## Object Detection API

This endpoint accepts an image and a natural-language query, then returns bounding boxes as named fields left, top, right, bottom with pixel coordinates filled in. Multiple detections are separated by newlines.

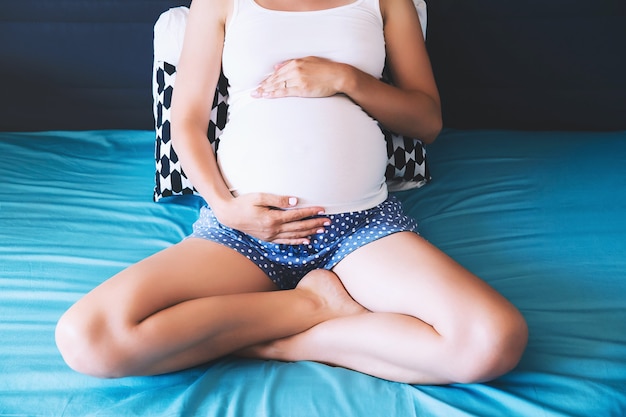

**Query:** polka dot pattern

left=189, top=197, right=418, bottom=290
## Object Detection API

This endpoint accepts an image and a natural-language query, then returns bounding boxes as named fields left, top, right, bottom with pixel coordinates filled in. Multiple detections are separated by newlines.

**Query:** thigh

left=72, top=238, right=277, bottom=324
left=332, top=232, right=518, bottom=335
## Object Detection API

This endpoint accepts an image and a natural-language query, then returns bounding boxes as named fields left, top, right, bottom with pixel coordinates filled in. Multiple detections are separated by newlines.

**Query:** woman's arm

left=170, top=0, right=231, bottom=208
left=344, top=0, right=442, bottom=143
left=253, top=0, right=442, bottom=143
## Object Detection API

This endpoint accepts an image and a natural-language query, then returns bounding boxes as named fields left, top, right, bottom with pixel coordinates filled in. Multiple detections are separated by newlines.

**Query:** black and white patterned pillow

left=153, top=62, right=229, bottom=201
left=152, top=6, right=430, bottom=202
left=383, top=130, right=430, bottom=191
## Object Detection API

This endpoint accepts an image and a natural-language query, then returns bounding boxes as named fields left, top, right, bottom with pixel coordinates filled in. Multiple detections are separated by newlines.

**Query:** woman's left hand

left=252, top=56, right=347, bottom=99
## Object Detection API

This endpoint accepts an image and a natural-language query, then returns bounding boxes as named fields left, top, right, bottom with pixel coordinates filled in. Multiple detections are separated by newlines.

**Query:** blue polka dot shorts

left=188, top=196, right=418, bottom=290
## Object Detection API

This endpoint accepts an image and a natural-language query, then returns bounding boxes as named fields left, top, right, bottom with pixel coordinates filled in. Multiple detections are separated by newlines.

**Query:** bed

left=1, top=1, right=625, bottom=416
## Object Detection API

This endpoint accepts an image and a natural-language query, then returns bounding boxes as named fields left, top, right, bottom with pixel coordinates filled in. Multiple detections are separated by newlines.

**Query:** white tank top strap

left=225, top=0, right=243, bottom=34
left=362, top=0, right=383, bottom=19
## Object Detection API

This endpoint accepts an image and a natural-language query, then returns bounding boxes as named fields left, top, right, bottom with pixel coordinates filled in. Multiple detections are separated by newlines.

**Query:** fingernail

left=316, top=229, right=325, bottom=234
left=317, top=210, right=326, bottom=215
left=288, top=197, right=297, bottom=206
left=323, top=221, right=331, bottom=226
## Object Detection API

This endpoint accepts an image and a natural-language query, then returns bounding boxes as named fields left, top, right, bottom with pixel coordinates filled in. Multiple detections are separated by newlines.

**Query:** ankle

left=293, top=285, right=330, bottom=321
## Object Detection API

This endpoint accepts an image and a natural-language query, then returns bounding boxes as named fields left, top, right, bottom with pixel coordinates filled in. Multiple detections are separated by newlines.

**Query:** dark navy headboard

left=1, top=1, right=190, bottom=131
left=1, top=0, right=624, bottom=131
left=426, top=0, right=626, bottom=131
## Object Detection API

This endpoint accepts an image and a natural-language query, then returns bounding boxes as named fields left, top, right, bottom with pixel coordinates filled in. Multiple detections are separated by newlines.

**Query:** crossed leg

left=57, top=232, right=527, bottom=384
left=239, top=232, right=528, bottom=384
left=55, top=238, right=365, bottom=378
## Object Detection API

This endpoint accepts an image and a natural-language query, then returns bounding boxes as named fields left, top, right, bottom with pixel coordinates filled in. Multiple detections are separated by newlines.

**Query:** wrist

left=336, top=63, right=359, bottom=96
left=208, top=191, right=234, bottom=214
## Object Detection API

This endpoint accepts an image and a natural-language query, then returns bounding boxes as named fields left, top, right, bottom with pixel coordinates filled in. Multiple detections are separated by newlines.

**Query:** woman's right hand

left=212, top=193, right=329, bottom=245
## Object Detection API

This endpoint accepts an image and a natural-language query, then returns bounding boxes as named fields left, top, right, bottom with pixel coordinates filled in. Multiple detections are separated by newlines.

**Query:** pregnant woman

left=56, top=0, right=527, bottom=384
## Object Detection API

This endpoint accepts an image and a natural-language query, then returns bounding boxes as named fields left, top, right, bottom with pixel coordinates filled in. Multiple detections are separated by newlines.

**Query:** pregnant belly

left=217, top=96, right=388, bottom=214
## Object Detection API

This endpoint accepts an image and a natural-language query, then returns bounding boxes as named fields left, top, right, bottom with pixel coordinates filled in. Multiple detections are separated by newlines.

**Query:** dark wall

left=1, top=0, right=625, bottom=131
left=426, top=0, right=626, bottom=130
left=0, top=1, right=190, bottom=131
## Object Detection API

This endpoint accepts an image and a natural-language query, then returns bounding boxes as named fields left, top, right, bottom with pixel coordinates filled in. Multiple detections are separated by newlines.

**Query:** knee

left=448, top=308, right=528, bottom=384
left=55, top=308, right=132, bottom=379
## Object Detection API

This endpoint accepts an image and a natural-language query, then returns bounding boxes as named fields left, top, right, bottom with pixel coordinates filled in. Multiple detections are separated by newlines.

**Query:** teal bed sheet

left=1, top=129, right=625, bottom=416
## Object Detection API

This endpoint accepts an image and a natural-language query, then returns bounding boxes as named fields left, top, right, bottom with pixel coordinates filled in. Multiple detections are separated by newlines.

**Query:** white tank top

left=218, top=0, right=388, bottom=213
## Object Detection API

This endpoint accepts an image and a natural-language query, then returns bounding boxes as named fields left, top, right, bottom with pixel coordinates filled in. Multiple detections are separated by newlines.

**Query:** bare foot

left=236, top=269, right=367, bottom=361
left=295, top=269, right=367, bottom=320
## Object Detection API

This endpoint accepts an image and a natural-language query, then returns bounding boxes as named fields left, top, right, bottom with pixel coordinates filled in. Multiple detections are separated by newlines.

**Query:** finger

left=272, top=238, right=311, bottom=245
left=251, top=78, right=280, bottom=98
left=277, top=206, right=327, bottom=221
left=268, top=220, right=329, bottom=246
left=263, top=75, right=287, bottom=90
left=253, top=193, right=299, bottom=209
left=256, top=63, right=297, bottom=96
left=273, top=60, right=291, bottom=71
left=279, top=217, right=328, bottom=235
left=271, top=230, right=323, bottom=245
left=254, top=194, right=326, bottom=217
left=263, top=210, right=330, bottom=241
left=263, top=216, right=327, bottom=237
left=264, top=78, right=294, bottom=98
